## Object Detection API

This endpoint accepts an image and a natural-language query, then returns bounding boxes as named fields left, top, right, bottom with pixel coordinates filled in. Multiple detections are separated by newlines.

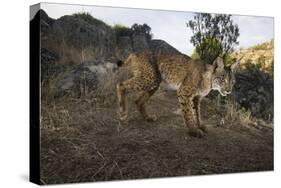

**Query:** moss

left=112, top=24, right=132, bottom=37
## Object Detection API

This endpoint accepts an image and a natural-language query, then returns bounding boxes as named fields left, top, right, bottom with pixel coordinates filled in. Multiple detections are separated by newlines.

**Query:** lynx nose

left=225, top=86, right=231, bottom=93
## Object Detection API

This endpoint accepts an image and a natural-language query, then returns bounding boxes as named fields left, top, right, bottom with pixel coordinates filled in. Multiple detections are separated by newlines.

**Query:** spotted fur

left=116, top=51, right=239, bottom=137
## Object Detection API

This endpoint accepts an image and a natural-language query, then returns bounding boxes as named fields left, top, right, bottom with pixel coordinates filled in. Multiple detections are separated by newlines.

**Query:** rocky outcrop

left=36, top=9, right=186, bottom=98
left=40, top=10, right=116, bottom=65
left=38, top=9, right=184, bottom=65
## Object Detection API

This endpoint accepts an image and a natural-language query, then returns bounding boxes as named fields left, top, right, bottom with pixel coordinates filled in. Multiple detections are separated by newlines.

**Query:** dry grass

left=40, top=70, right=273, bottom=184
left=224, top=100, right=252, bottom=127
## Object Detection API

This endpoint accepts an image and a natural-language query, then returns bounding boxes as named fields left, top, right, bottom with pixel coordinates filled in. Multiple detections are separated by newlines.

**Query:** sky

left=37, top=3, right=274, bottom=56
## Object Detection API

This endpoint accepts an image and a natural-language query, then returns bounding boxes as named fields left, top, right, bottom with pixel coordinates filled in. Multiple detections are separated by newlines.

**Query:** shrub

left=223, top=53, right=235, bottom=66
left=191, top=49, right=200, bottom=60
left=131, top=23, right=153, bottom=41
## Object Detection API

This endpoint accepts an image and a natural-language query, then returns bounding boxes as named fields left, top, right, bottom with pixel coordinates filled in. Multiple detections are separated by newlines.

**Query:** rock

left=115, top=36, right=133, bottom=60
left=54, top=60, right=117, bottom=98
left=132, top=34, right=150, bottom=52
left=39, top=10, right=188, bottom=66
left=41, top=48, right=63, bottom=81
left=41, top=12, right=116, bottom=64
left=54, top=63, right=98, bottom=98
left=149, top=39, right=183, bottom=56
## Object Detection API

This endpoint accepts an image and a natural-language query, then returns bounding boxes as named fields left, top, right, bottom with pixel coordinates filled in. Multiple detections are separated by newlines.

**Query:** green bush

left=223, top=53, right=235, bottom=66
left=191, top=49, right=200, bottom=60
left=191, top=49, right=234, bottom=66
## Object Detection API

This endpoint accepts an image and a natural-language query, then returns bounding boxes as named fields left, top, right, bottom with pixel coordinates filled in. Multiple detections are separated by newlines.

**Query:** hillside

left=232, top=40, right=274, bottom=72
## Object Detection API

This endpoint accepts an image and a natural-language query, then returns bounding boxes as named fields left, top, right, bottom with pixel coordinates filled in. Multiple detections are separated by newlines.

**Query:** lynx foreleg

left=177, top=86, right=204, bottom=138
left=193, top=96, right=208, bottom=133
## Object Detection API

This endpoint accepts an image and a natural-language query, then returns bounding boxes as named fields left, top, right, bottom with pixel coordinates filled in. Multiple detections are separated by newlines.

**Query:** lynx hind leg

left=116, top=79, right=135, bottom=121
left=135, top=88, right=158, bottom=121
left=177, top=88, right=205, bottom=138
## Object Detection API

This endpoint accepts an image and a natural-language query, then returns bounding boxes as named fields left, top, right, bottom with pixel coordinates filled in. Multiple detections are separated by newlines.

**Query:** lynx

left=116, top=52, right=239, bottom=137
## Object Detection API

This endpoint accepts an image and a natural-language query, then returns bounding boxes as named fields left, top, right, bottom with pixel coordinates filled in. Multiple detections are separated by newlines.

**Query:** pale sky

left=38, top=3, right=274, bottom=56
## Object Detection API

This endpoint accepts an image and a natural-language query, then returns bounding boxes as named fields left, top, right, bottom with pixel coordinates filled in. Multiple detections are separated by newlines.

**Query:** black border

left=30, top=8, right=41, bottom=185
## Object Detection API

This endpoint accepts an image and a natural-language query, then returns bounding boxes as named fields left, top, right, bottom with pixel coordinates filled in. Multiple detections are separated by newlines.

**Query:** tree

left=187, top=13, right=239, bottom=64
left=131, top=23, right=153, bottom=41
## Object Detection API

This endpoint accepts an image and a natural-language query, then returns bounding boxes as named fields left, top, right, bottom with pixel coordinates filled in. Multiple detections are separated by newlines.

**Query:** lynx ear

left=213, top=57, right=224, bottom=72
left=230, top=61, right=240, bottom=73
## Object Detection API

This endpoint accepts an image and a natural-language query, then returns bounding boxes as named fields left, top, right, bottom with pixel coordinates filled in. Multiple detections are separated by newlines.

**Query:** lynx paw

left=119, top=111, right=128, bottom=121
left=189, top=128, right=205, bottom=138
left=144, top=115, right=157, bottom=122
left=199, top=125, right=208, bottom=133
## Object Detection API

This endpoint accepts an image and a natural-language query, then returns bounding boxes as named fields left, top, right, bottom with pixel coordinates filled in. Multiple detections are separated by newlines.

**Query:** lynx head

left=211, top=57, right=240, bottom=96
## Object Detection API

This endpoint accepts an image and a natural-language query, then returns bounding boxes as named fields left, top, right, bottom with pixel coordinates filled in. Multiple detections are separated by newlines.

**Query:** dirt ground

left=40, top=90, right=273, bottom=184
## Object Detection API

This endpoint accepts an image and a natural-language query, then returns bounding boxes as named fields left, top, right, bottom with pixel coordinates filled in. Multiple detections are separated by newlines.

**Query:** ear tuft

left=230, top=61, right=240, bottom=73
